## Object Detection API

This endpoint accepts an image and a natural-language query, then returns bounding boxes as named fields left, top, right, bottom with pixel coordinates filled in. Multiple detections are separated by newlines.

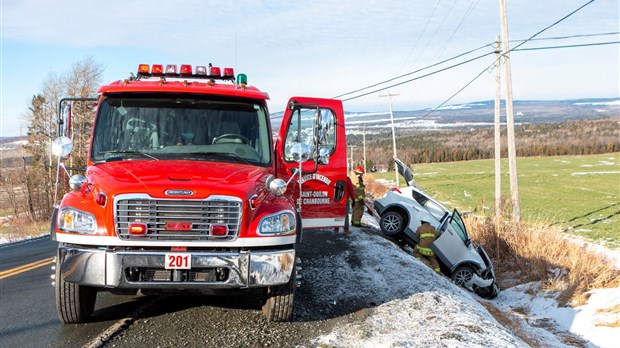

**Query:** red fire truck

left=50, top=64, right=348, bottom=323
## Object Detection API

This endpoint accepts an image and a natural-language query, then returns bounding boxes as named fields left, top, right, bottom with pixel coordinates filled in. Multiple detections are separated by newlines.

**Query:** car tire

left=262, top=267, right=295, bottom=322
left=55, top=257, right=97, bottom=324
left=474, top=282, right=500, bottom=299
left=380, top=211, right=405, bottom=236
left=451, top=266, right=475, bottom=289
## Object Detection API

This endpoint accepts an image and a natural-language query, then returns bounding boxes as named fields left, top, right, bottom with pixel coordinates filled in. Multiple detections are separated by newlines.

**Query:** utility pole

left=349, top=145, right=357, bottom=172
left=493, top=35, right=502, bottom=217
left=379, top=92, right=399, bottom=187
left=362, top=126, right=367, bottom=174
left=499, top=0, right=521, bottom=224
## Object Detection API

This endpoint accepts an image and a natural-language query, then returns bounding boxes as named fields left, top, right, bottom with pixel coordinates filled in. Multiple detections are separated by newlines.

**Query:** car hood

left=86, top=160, right=270, bottom=199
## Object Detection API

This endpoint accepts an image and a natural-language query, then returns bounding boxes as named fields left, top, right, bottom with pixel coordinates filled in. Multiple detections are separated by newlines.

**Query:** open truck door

left=275, top=97, right=348, bottom=230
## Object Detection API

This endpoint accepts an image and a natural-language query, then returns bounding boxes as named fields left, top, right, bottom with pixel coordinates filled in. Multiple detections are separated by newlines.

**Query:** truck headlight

left=58, top=208, right=97, bottom=234
left=258, top=211, right=296, bottom=236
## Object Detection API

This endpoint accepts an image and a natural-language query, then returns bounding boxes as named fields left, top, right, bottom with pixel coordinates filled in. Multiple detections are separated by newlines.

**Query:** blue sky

left=1, top=0, right=618, bottom=136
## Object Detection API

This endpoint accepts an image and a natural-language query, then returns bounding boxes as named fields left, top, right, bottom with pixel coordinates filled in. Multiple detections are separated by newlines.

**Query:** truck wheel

left=55, top=258, right=96, bottom=323
left=262, top=268, right=295, bottom=322
left=451, top=266, right=474, bottom=289
left=380, top=211, right=405, bottom=236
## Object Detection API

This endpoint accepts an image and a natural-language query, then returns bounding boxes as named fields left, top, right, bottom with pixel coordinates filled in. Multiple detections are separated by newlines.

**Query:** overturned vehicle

left=373, top=159, right=499, bottom=299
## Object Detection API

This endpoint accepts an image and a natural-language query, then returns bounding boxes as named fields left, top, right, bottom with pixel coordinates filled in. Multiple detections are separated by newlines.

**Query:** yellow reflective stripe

left=419, top=233, right=436, bottom=239
left=415, top=245, right=434, bottom=256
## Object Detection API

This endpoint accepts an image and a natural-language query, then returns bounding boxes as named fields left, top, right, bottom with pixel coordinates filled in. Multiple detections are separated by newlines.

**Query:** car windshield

left=90, top=94, right=271, bottom=165
left=449, top=209, right=469, bottom=243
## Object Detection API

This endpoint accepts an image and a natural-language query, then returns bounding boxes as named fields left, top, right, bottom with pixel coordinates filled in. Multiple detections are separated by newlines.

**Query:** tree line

left=349, top=116, right=619, bottom=170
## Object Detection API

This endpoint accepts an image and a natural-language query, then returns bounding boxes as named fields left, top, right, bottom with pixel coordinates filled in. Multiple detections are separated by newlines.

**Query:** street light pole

left=380, top=92, right=399, bottom=187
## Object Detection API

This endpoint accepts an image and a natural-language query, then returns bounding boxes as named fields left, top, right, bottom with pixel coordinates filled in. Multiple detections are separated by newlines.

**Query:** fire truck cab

left=50, top=64, right=348, bottom=323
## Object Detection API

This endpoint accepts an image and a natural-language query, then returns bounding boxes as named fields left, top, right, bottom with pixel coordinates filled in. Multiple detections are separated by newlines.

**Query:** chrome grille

left=115, top=195, right=242, bottom=241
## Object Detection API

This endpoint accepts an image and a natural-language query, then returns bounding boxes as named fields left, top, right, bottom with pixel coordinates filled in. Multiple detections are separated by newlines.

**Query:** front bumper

left=58, top=245, right=295, bottom=290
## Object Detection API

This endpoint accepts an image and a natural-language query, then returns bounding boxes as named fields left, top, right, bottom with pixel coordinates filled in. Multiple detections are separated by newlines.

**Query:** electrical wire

left=412, top=0, right=601, bottom=120
left=511, top=31, right=619, bottom=42
left=395, top=0, right=442, bottom=76
left=341, top=51, right=494, bottom=102
left=333, top=43, right=494, bottom=99
left=335, top=1, right=602, bottom=103
left=512, top=40, right=619, bottom=51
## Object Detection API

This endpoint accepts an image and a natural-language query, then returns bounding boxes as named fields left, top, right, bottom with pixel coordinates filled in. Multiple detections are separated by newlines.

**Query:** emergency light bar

left=137, top=64, right=237, bottom=82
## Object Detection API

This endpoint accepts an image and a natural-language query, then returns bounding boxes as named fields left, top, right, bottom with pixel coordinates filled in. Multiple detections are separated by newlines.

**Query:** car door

left=433, top=209, right=472, bottom=270
left=274, top=97, right=347, bottom=229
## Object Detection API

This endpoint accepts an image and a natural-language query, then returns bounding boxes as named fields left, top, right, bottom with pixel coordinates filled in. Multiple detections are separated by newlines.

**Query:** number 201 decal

left=165, top=253, right=191, bottom=269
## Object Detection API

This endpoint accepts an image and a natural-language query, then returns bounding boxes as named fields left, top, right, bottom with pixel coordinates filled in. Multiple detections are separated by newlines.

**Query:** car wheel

left=380, top=211, right=405, bottom=236
left=474, top=282, right=500, bottom=299
left=451, top=266, right=475, bottom=289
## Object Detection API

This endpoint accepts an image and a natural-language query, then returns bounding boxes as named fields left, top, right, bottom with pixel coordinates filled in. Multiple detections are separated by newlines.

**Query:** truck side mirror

left=51, top=136, right=74, bottom=158
left=315, top=109, right=333, bottom=150
left=289, top=143, right=311, bottom=163
left=59, top=103, right=72, bottom=137
left=317, top=146, right=330, bottom=165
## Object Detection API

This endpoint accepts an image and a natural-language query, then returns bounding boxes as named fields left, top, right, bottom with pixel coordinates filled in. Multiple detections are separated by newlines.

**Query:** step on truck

left=50, top=63, right=348, bottom=323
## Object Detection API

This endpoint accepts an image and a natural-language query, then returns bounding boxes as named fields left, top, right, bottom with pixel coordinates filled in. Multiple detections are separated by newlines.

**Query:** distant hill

left=270, top=97, right=620, bottom=134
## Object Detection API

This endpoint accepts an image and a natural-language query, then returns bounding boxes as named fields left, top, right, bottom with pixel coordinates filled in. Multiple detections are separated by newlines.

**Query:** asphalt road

left=0, top=237, right=152, bottom=348
left=0, top=231, right=362, bottom=348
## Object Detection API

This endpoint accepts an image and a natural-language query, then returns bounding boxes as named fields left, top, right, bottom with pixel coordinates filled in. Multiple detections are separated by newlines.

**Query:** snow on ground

left=489, top=283, right=620, bottom=348
left=310, top=213, right=620, bottom=347
left=309, top=214, right=525, bottom=347
left=3, top=214, right=619, bottom=347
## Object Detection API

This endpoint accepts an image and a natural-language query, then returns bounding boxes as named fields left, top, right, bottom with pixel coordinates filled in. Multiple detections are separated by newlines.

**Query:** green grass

left=372, top=153, right=620, bottom=248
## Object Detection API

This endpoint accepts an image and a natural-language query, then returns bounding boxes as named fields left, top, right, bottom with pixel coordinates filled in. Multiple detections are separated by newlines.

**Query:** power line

left=512, top=40, right=619, bottom=51
left=341, top=51, right=494, bottom=102
left=512, top=31, right=619, bottom=42
left=335, top=0, right=604, bottom=102
left=343, top=0, right=599, bottom=103
left=395, top=0, right=441, bottom=76
left=507, top=0, right=597, bottom=52
left=413, top=0, right=600, bottom=121
left=418, top=67, right=488, bottom=119
left=334, top=30, right=614, bottom=101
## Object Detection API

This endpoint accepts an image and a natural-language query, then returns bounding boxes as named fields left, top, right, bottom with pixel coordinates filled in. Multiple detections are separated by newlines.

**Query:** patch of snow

left=573, top=100, right=620, bottom=106
left=491, top=282, right=620, bottom=348
left=571, top=172, right=620, bottom=176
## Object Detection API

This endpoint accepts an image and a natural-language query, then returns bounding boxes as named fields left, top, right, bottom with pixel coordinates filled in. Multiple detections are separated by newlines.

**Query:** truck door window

left=283, top=108, right=336, bottom=162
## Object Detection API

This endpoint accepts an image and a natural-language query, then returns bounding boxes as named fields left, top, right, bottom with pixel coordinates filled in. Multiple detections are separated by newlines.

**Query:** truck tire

left=262, top=268, right=295, bottom=322
left=55, top=257, right=96, bottom=323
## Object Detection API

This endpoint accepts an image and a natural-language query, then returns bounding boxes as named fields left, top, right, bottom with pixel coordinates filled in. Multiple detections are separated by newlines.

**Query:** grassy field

left=371, top=153, right=619, bottom=248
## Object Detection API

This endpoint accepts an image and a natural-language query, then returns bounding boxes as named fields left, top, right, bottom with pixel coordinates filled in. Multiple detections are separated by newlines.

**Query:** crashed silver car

left=373, top=159, right=499, bottom=299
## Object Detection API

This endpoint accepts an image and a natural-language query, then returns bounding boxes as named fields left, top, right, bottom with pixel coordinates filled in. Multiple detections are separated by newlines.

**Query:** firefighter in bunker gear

left=413, top=221, right=442, bottom=274
left=351, top=166, right=365, bottom=227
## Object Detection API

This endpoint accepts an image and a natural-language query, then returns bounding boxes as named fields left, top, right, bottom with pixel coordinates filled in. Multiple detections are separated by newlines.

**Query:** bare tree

left=20, top=58, right=103, bottom=221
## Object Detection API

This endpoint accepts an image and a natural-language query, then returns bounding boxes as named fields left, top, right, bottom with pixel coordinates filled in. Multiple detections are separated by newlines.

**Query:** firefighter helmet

left=354, top=166, right=365, bottom=175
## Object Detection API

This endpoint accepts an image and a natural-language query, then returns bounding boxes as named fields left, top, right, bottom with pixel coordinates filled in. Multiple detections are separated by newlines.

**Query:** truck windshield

left=90, top=94, right=271, bottom=165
